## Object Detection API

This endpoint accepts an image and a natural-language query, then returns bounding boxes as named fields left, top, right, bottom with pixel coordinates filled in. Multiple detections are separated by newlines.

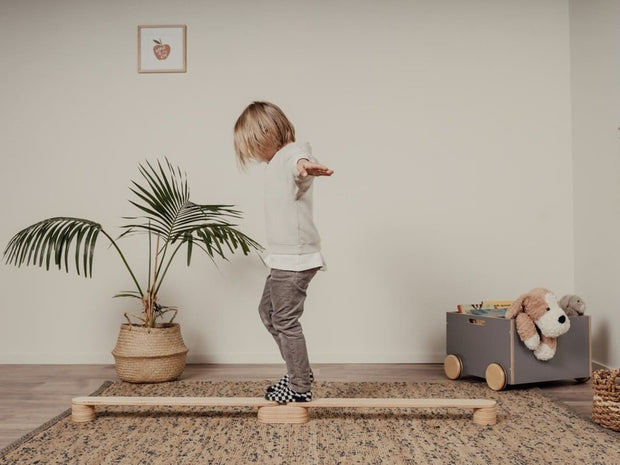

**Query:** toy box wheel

left=575, top=377, right=590, bottom=383
left=444, top=354, right=462, bottom=380
left=485, top=363, right=507, bottom=391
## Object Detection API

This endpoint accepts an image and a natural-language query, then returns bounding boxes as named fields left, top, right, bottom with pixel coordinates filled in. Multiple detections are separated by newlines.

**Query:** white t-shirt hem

left=261, top=252, right=326, bottom=271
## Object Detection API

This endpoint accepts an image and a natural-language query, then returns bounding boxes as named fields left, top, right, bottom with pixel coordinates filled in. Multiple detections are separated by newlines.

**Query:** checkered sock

left=266, top=372, right=314, bottom=394
left=264, top=384, right=312, bottom=403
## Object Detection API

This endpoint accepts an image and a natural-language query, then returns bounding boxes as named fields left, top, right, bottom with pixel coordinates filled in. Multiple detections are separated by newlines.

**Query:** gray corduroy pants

left=258, top=267, right=319, bottom=393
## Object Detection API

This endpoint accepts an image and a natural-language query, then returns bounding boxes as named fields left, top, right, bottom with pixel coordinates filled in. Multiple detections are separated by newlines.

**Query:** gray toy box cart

left=444, top=312, right=591, bottom=390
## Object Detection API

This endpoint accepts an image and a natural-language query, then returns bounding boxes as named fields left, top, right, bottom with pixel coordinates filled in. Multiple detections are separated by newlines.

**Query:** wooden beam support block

left=71, top=396, right=497, bottom=425
left=473, top=404, right=498, bottom=426
left=71, top=403, right=96, bottom=423
left=258, top=405, right=309, bottom=424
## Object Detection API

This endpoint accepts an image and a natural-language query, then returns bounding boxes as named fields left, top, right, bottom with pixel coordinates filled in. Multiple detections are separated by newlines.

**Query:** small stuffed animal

left=559, top=294, right=586, bottom=317
left=505, top=288, right=571, bottom=361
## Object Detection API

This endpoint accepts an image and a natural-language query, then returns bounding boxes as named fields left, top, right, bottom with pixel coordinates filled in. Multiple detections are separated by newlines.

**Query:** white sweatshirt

left=262, top=142, right=324, bottom=270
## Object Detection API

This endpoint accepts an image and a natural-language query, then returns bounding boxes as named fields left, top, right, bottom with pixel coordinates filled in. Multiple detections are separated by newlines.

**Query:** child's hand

left=297, top=159, right=334, bottom=177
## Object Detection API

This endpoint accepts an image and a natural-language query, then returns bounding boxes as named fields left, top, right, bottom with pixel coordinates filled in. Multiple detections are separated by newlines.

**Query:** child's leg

left=258, top=272, right=286, bottom=361
left=268, top=267, right=319, bottom=393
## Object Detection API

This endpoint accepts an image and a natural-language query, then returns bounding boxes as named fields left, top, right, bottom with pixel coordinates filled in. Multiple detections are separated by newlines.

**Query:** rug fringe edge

left=0, top=380, right=114, bottom=458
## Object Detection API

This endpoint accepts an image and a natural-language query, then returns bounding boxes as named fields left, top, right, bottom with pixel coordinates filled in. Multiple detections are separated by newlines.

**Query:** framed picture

left=138, top=25, right=187, bottom=73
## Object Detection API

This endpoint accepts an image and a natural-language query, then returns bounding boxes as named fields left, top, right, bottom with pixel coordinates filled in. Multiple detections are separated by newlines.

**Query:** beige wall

left=0, top=0, right=575, bottom=364
left=571, top=0, right=620, bottom=368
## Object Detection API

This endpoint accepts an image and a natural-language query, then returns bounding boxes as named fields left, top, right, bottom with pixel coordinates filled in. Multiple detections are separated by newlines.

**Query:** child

left=233, top=101, right=333, bottom=402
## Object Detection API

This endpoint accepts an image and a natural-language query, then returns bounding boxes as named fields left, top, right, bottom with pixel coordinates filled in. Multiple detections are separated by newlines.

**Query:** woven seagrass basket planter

left=592, top=368, right=620, bottom=432
left=112, top=323, right=189, bottom=383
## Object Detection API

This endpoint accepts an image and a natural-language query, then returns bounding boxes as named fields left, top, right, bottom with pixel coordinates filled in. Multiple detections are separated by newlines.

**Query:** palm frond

left=3, top=217, right=103, bottom=277
left=114, top=291, right=143, bottom=299
left=3, top=159, right=260, bottom=327
left=113, top=291, right=143, bottom=300
left=122, top=159, right=263, bottom=260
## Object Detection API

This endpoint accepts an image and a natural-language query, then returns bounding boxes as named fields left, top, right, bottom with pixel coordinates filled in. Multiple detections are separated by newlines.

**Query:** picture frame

left=138, top=25, right=187, bottom=73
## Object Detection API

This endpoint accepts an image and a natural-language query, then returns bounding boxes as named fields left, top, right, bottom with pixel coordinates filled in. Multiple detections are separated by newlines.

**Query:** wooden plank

left=307, top=398, right=495, bottom=409
left=72, top=396, right=498, bottom=425
left=73, top=396, right=495, bottom=410
left=73, top=396, right=277, bottom=408
left=72, top=395, right=498, bottom=425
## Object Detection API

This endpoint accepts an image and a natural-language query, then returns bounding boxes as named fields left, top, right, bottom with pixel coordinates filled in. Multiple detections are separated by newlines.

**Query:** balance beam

left=71, top=396, right=497, bottom=425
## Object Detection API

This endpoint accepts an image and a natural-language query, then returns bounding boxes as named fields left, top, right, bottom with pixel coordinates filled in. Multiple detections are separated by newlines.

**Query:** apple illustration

left=152, top=39, right=171, bottom=60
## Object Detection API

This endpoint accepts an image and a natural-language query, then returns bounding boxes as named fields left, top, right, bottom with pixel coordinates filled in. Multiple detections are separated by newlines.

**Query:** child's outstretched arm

left=297, top=159, right=334, bottom=177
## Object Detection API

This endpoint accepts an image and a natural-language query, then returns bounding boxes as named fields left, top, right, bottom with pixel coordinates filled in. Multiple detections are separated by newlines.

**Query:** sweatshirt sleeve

left=287, top=142, right=316, bottom=199
left=283, top=142, right=313, bottom=174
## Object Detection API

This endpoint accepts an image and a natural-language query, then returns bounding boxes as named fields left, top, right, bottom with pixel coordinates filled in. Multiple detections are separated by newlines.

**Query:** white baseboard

left=0, top=352, right=447, bottom=365
left=2, top=352, right=609, bottom=367
left=186, top=352, right=447, bottom=364
left=592, top=360, right=611, bottom=371
left=0, top=352, right=115, bottom=364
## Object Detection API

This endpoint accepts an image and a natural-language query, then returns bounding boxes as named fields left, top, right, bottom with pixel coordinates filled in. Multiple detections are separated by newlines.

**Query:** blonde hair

left=233, top=101, right=296, bottom=167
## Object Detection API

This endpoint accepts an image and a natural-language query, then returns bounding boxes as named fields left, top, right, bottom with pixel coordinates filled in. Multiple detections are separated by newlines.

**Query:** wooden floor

left=0, top=363, right=595, bottom=449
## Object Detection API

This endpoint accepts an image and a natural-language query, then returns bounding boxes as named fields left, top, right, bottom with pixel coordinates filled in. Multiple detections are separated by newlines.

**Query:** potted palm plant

left=3, top=159, right=261, bottom=382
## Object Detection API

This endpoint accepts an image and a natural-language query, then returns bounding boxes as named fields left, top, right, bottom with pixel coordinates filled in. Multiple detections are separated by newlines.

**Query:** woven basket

left=112, top=323, right=188, bottom=383
left=592, top=368, right=620, bottom=431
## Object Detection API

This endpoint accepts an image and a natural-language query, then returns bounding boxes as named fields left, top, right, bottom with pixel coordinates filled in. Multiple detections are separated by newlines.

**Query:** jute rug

left=1, top=380, right=618, bottom=464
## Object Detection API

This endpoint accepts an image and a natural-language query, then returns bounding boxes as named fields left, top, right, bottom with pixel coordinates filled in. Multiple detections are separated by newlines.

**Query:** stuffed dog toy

left=505, top=288, right=570, bottom=361
left=559, top=294, right=586, bottom=317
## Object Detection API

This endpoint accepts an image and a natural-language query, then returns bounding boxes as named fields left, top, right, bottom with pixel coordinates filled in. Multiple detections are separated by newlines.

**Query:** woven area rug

left=1, top=380, right=619, bottom=464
